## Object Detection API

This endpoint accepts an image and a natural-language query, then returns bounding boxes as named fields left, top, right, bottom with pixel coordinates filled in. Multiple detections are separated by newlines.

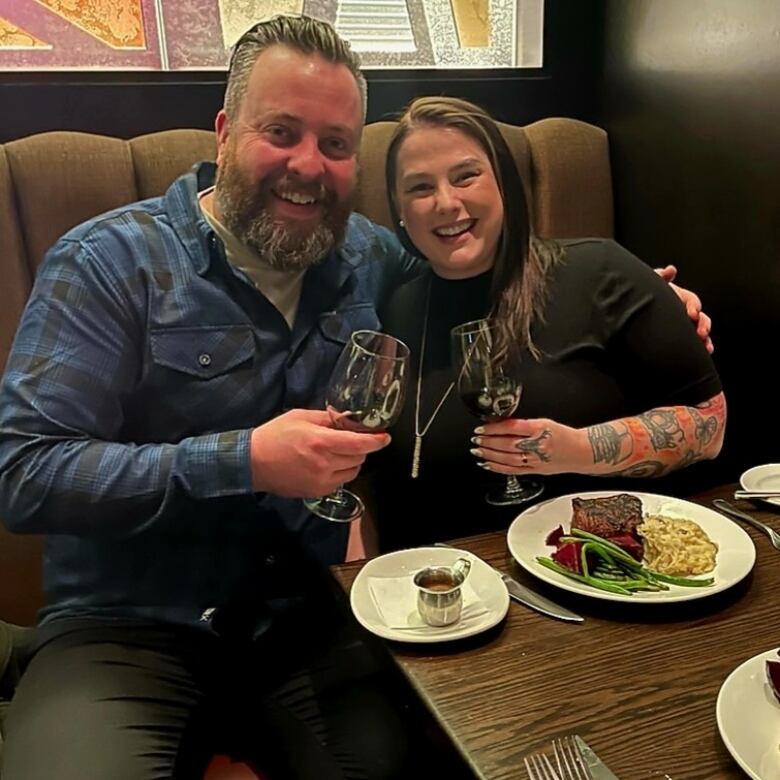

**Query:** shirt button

left=198, top=353, right=212, bottom=367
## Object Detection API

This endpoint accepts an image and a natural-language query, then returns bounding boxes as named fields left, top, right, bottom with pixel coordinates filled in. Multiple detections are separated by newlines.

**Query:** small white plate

left=741, top=464, right=780, bottom=507
left=350, top=546, right=510, bottom=643
left=507, top=491, right=756, bottom=604
left=717, top=648, right=780, bottom=779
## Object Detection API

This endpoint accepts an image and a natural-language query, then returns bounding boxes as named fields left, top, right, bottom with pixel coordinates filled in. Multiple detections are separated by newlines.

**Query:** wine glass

left=450, top=318, right=543, bottom=506
left=304, top=330, right=410, bottom=522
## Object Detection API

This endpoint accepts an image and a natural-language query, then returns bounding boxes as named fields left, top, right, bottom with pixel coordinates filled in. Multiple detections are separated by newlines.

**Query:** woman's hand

left=470, top=418, right=590, bottom=475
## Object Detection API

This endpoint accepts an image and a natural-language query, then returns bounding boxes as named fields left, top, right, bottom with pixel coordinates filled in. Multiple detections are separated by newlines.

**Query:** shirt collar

left=163, top=161, right=218, bottom=276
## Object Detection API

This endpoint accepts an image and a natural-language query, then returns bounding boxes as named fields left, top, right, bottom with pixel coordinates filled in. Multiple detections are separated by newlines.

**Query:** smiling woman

left=393, top=128, right=503, bottom=280
left=365, top=96, right=726, bottom=553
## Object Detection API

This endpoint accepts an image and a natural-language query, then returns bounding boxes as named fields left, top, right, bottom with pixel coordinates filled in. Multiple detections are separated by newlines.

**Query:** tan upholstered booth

left=0, top=118, right=612, bottom=625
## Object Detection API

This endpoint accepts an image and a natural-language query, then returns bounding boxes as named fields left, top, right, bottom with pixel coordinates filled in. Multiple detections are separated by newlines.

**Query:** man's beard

left=214, top=154, right=353, bottom=273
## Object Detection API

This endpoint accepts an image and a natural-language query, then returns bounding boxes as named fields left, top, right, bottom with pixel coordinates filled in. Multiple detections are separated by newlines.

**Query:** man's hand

left=250, top=409, right=390, bottom=498
left=655, top=265, right=713, bottom=353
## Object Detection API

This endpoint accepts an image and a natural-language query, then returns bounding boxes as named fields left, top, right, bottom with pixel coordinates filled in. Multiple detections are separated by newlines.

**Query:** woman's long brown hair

left=386, top=96, right=562, bottom=359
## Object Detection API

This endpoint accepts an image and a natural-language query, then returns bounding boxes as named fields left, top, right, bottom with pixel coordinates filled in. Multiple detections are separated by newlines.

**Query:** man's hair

left=224, top=14, right=367, bottom=121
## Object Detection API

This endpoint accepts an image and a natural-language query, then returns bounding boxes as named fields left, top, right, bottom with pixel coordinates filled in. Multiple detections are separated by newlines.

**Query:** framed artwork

left=0, top=0, right=543, bottom=71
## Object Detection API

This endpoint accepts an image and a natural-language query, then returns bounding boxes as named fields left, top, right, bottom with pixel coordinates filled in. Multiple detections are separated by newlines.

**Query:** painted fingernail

left=477, top=462, right=491, bottom=470
left=474, top=426, right=485, bottom=435
left=470, top=436, right=482, bottom=445
left=470, top=448, right=482, bottom=457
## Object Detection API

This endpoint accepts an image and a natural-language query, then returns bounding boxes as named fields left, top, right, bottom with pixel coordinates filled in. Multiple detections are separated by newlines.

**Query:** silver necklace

left=412, top=279, right=455, bottom=479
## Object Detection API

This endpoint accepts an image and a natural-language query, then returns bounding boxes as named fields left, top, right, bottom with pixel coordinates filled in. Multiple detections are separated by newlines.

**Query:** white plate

left=717, top=648, right=780, bottom=779
left=741, top=464, right=780, bottom=507
left=350, top=546, right=510, bottom=643
left=507, top=491, right=756, bottom=604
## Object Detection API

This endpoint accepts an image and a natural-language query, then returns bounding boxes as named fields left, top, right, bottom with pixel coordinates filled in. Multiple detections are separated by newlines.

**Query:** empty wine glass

left=450, top=318, right=543, bottom=506
left=304, top=330, right=410, bottom=522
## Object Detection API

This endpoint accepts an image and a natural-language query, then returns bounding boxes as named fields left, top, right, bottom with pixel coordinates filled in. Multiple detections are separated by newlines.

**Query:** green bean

left=538, top=527, right=715, bottom=596
left=536, top=557, right=634, bottom=595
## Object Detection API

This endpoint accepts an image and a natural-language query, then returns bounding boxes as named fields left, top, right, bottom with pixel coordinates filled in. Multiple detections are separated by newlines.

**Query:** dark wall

left=0, top=0, right=603, bottom=143
left=598, top=0, right=780, bottom=478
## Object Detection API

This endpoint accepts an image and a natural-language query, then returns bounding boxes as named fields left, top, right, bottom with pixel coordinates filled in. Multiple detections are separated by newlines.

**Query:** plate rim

left=507, top=490, right=756, bottom=604
left=716, top=646, right=780, bottom=780
left=349, top=545, right=510, bottom=644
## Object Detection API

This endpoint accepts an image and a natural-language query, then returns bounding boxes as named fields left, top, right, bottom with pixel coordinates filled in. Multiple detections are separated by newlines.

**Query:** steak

left=571, top=494, right=643, bottom=538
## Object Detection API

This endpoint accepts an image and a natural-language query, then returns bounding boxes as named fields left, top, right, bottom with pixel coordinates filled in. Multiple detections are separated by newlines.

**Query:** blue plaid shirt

left=0, top=163, right=420, bottom=631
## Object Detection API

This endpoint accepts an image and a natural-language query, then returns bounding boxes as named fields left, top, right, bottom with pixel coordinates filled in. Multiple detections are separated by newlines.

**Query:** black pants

left=0, top=610, right=410, bottom=780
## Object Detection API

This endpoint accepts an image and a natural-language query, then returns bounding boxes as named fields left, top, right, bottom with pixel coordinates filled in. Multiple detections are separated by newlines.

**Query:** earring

left=399, top=219, right=405, bottom=228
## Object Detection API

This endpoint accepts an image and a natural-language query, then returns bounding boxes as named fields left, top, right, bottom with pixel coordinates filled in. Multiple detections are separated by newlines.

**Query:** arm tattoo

left=607, top=461, right=667, bottom=479
left=678, top=449, right=706, bottom=468
left=589, top=393, right=724, bottom=479
left=690, top=407, right=718, bottom=446
left=514, top=429, right=552, bottom=462
left=588, top=422, right=632, bottom=465
left=638, top=409, right=686, bottom=451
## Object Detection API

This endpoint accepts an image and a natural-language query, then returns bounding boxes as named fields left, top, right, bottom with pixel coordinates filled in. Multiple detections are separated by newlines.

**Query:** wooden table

left=332, top=484, right=779, bottom=779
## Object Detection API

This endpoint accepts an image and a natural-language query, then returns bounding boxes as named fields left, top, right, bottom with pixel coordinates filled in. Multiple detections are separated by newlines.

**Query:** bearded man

left=0, top=15, right=419, bottom=780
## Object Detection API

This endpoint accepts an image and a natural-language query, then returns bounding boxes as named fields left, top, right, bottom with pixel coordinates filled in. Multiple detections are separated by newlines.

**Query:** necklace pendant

left=411, top=434, right=422, bottom=479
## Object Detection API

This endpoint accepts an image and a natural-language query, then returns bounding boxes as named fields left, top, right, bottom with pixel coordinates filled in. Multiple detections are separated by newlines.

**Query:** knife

left=574, top=735, right=620, bottom=779
left=733, top=490, right=780, bottom=500
left=434, top=543, right=584, bottom=623
left=500, top=572, right=584, bottom=623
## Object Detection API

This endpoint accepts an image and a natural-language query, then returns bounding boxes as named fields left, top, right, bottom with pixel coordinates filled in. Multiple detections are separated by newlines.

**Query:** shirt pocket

left=150, top=325, right=254, bottom=379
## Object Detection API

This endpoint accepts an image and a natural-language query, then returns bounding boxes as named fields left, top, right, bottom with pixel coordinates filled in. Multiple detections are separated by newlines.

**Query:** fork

left=712, top=499, right=780, bottom=550
left=524, top=736, right=592, bottom=780
left=553, top=736, right=592, bottom=780
left=524, top=750, right=562, bottom=780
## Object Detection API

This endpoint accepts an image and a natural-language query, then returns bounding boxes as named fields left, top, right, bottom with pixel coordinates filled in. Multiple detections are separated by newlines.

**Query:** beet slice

left=767, top=659, right=780, bottom=703
left=552, top=542, right=583, bottom=573
left=546, top=525, right=565, bottom=546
